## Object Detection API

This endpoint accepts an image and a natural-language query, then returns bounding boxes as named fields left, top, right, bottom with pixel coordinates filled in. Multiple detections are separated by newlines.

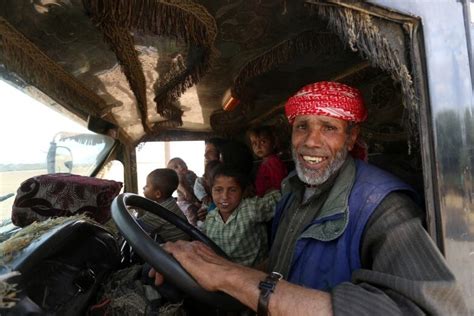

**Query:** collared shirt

left=138, top=197, right=190, bottom=242
left=203, top=190, right=281, bottom=267
left=268, top=157, right=467, bottom=314
left=268, top=159, right=346, bottom=277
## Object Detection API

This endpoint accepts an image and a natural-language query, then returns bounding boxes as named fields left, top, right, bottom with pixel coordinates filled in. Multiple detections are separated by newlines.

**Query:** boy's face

left=168, top=161, right=187, bottom=175
left=211, top=175, right=243, bottom=217
left=204, top=143, right=219, bottom=165
left=143, top=176, right=161, bottom=201
left=250, top=134, right=273, bottom=159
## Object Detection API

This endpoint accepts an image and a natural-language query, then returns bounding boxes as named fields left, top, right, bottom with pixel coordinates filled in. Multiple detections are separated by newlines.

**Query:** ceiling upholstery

left=0, top=0, right=419, bottom=148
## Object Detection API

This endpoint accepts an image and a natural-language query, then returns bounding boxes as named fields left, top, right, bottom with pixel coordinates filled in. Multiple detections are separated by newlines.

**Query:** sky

left=0, top=79, right=205, bottom=174
left=0, top=80, right=89, bottom=164
left=136, top=141, right=205, bottom=192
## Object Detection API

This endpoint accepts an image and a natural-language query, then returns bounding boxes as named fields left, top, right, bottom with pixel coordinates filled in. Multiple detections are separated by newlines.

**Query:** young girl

left=203, top=164, right=280, bottom=267
left=248, top=125, right=288, bottom=197
left=167, top=157, right=200, bottom=226
left=194, top=138, right=227, bottom=206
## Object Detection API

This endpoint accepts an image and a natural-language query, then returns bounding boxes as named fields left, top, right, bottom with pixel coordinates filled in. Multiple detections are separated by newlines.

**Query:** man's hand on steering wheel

left=111, top=193, right=243, bottom=310
left=148, top=240, right=238, bottom=291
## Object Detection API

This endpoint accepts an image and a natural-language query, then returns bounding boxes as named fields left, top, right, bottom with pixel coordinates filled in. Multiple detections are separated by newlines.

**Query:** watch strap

left=257, top=272, right=283, bottom=316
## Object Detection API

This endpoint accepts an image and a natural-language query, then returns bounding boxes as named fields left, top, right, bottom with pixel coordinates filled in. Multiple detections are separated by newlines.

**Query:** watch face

left=270, top=272, right=283, bottom=280
left=259, top=272, right=283, bottom=291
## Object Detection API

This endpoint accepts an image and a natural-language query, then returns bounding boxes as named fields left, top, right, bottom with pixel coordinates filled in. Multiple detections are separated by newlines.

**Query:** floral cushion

left=11, top=173, right=123, bottom=227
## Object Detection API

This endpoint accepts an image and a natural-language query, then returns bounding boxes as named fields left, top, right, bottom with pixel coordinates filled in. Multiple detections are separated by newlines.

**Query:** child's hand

left=197, top=205, right=208, bottom=221
left=201, top=195, right=211, bottom=206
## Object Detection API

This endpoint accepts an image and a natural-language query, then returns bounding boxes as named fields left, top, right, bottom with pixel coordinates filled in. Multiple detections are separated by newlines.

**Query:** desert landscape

left=0, top=169, right=49, bottom=221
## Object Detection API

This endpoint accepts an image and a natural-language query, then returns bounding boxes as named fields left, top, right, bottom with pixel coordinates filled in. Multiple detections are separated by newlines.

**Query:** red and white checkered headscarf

left=285, top=81, right=368, bottom=161
left=285, top=81, right=367, bottom=124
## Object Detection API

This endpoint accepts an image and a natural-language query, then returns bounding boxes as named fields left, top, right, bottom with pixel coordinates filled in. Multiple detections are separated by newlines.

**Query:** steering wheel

left=111, top=193, right=243, bottom=310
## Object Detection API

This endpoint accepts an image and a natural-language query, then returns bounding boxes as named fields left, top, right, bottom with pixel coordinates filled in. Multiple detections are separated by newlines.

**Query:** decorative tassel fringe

left=99, top=22, right=150, bottom=132
left=0, top=18, right=109, bottom=120
left=233, top=30, right=342, bottom=98
left=82, top=0, right=218, bottom=127
left=311, top=4, right=419, bottom=145
left=214, top=29, right=342, bottom=133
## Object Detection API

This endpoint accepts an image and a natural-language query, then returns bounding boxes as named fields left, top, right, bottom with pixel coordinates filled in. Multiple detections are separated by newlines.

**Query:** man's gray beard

left=292, top=144, right=348, bottom=186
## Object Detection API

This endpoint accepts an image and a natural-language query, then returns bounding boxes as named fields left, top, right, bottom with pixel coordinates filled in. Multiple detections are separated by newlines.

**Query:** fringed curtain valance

left=82, top=0, right=217, bottom=130
left=0, top=18, right=109, bottom=120
left=309, top=2, right=419, bottom=146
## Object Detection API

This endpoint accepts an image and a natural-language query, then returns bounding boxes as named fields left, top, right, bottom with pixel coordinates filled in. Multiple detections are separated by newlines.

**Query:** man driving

left=150, top=81, right=466, bottom=315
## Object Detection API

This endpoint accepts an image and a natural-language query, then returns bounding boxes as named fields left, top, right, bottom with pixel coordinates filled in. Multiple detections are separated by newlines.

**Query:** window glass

left=136, top=141, right=205, bottom=195
left=471, top=2, right=474, bottom=23
left=0, top=80, right=114, bottom=222
left=97, top=160, right=125, bottom=191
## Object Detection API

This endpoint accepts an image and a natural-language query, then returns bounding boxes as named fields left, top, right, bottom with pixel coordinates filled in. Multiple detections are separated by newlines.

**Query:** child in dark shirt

left=247, top=125, right=288, bottom=197
left=194, top=138, right=227, bottom=206
left=139, top=168, right=189, bottom=242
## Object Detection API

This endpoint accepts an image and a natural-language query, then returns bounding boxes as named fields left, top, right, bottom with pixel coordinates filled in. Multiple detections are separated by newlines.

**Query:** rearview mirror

left=47, top=142, right=73, bottom=173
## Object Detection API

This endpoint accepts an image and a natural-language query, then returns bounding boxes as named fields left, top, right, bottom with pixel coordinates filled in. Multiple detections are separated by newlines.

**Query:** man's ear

left=347, top=124, right=360, bottom=151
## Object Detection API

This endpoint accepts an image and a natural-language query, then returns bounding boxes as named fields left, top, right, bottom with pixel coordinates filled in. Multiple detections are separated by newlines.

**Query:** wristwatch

left=257, top=271, right=283, bottom=316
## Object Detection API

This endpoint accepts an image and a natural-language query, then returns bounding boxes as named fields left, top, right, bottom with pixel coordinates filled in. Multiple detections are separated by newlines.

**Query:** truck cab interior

left=0, top=0, right=473, bottom=314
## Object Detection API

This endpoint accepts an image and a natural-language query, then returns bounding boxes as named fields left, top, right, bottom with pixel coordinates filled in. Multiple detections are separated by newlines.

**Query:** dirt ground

left=0, top=169, right=47, bottom=221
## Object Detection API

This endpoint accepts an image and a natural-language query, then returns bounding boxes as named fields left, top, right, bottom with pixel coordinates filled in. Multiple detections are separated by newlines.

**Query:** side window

left=470, top=2, right=474, bottom=25
left=97, top=160, right=124, bottom=192
left=468, top=2, right=474, bottom=80
left=136, top=141, right=205, bottom=196
left=0, top=80, right=115, bottom=223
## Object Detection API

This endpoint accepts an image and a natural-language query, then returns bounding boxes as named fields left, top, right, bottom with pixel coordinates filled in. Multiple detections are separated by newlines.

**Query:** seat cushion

left=11, top=173, right=122, bottom=227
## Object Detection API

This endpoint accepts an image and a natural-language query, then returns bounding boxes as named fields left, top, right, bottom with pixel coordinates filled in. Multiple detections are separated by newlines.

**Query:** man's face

left=204, top=143, right=219, bottom=165
left=291, top=115, right=358, bottom=186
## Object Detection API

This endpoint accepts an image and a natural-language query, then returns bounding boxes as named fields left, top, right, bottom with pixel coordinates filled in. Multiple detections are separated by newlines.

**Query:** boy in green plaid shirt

left=203, top=164, right=281, bottom=267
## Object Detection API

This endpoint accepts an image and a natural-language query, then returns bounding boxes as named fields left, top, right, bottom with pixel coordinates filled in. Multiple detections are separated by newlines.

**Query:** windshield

left=0, top=80, right=114, bottom=222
